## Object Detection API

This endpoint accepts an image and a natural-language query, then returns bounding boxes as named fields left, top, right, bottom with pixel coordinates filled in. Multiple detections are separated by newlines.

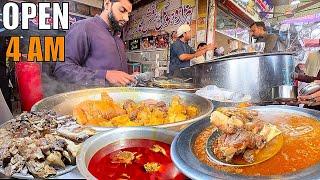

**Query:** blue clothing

left=169, top=39, right=195, bottom=75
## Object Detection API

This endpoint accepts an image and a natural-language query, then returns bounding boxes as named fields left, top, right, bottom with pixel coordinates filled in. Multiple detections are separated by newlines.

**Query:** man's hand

left=298, top=90, right=320, bottom=106
left=194, top=49, right=206, bottom=58
left=206, top=43, right=216, bottom=51
left=106, top=70, right=135, bottom=86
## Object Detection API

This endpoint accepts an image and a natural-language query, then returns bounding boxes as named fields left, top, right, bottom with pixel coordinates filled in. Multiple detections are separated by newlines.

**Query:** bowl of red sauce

left=77, top=127, right=186, bottom=180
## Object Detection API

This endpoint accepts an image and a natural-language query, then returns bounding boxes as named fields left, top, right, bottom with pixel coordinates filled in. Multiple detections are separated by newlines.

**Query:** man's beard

left=108, top=10, right=123, bottom=32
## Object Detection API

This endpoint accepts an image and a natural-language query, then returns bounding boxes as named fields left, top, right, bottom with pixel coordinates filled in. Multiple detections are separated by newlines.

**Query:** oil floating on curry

left=194, top=108, right=320, bottom=176
left=88, top=139, right=185, bottom=180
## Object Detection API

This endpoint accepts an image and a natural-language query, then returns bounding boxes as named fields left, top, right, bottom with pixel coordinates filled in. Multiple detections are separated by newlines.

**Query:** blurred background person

left=190, top=43, right=207, bottom=66
left=294, top=50, right=320, bottom=83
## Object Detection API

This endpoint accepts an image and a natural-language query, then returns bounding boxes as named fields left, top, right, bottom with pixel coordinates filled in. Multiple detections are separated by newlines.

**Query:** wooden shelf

left=128, top=48, right=168, bottom=53
left=215, top=30, right=250, bottom=45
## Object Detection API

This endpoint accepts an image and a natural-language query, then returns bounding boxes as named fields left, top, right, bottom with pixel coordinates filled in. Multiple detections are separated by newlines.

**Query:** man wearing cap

left=169, top=24, right=214, bottom=77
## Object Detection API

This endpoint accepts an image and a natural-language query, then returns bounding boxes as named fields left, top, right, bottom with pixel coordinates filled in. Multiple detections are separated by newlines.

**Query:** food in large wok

left=0, top=111, right=95, bottom=178
left=194, top=107, right=320, bottom=176
left=73, top=92, right=199, bottom=127
left=210, top=108, right=282, bottom=164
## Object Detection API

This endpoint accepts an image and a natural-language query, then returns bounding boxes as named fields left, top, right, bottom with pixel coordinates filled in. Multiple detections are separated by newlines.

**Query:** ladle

left=205, top=130, right=284, bottom=167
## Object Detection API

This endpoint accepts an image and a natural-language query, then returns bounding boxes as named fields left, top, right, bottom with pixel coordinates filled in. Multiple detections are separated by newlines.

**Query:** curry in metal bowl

left=171, top=106, right=320, bottom=179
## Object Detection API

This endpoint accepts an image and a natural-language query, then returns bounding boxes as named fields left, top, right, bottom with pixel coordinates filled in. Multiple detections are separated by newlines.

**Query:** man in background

left=169, top=24, right=214, bottom=77
left=54, top=0, right=135, bottom=87
left=250, top=22, right=285, bottom=53
left=190, top=43, right=207, bottom=66
left=294, top=51, right=320, bottom=83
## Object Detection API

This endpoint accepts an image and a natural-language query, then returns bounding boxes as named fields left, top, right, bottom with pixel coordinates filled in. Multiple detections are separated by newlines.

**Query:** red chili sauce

left=88, top=139, right=186, bottom=180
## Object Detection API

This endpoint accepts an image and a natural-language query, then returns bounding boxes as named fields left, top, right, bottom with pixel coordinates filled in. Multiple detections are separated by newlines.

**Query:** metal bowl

left=77, top=127, right=177, bottom=179
left=272, top=85, right=298, bottom=102
left=31, top=87, right=213, bottom=132
left=171, top=105, right=320, bottom=180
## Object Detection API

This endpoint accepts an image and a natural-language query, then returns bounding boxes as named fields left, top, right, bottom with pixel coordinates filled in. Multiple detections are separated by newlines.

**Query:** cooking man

left=250, top=22, right=285, bottom=53
left=54, top=0, right=135, bottom=86
left=169, top=24, right=214, bottom=77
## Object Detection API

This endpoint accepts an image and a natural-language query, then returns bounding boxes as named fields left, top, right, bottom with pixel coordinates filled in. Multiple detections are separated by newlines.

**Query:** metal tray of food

left=0, top=162, right=76, bottom=179
left=0, top=112, right=83, bottom=179
left=32, top=87, right=213, bottom=132
left=149, top=79, right=200, bottom=93
left=171, top=105, right=320, bottom=180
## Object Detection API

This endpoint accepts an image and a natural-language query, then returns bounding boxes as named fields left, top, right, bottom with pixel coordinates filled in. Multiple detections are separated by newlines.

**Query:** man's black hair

left=102, top=0, right=133, bottom=12
left=171, top=31, right=176, bottom=38
left=250, top=22, right=266, bottom=31
left=197, top=43, right=207, bottom=49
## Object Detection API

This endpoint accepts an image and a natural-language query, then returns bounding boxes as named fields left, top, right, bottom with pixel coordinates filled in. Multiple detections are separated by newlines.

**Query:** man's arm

left=53, top=24, right=107, bottom=86
left=178, top=44, right=215, bottom=61
left=175, top=46, right=206, bottom=61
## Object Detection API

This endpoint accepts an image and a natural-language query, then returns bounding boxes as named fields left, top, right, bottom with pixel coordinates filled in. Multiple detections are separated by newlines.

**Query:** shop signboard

left=155, top=34, right=169, bottom=48
left=282, top=13, right=320, bottom=24
left=182, top=0, right=196, bottom=7
left=141, top=36, right=155, bottom=50
left=255, top=0, right=274, bottom=18
left=124, top=0, right=194, bottom=40
left=129, top=39, right=141, bottom=51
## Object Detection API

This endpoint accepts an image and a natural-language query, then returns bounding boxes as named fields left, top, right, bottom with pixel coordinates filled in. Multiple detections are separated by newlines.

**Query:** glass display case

left=215, top=8, right=250, bottom=44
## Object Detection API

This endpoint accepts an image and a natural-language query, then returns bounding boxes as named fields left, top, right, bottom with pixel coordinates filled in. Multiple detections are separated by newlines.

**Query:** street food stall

left=1, top=0, right=320, bottom=179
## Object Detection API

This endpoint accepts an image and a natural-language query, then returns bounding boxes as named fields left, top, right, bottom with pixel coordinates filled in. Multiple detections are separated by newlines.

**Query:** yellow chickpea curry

left=194, top=110, right=320, bottom=176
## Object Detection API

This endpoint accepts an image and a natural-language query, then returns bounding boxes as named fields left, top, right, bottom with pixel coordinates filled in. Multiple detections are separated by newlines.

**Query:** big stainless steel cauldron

left=192, top=53, right=295, bottom=103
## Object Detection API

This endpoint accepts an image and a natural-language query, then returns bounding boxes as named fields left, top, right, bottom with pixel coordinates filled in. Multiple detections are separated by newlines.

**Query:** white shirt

left=190, top=55, right=205, bottom=66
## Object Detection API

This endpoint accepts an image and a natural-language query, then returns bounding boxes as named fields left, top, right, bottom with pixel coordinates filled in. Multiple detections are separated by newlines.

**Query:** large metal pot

left=192, top=53, right=295, bottom=103
left=31, top=87, right=213, bottom=132
left=272, top=85, right=298, bottom=102
left=171, top=105, right=320, bottom=179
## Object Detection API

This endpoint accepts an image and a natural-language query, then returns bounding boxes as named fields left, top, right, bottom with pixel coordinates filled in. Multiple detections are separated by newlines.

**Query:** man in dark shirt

left=250, top=22, right=285, bottom=53
left=169, top=24, right=214, bottom=76
left=54, top=0, right=135, bottom=86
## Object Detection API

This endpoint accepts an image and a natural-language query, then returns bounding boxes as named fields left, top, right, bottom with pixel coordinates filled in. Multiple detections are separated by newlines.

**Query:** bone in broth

left=88, top=139, right=186, bottom=180
left=194, top=114, right=320, bottom=176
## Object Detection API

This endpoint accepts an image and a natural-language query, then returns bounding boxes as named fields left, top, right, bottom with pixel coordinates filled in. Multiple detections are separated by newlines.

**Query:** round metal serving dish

left=31, top=87, right=213, bottom=132
left=171, top=105, right=320, bottom=180
left=77, top=127, right=177, bottom=179
left=0, top=122, right=76, bottom=179
left=149, top=78, right=200, bottom=93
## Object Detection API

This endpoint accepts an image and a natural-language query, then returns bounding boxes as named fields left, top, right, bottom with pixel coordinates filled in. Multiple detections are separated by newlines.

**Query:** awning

left=282, top=13, right=320, bottom=24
